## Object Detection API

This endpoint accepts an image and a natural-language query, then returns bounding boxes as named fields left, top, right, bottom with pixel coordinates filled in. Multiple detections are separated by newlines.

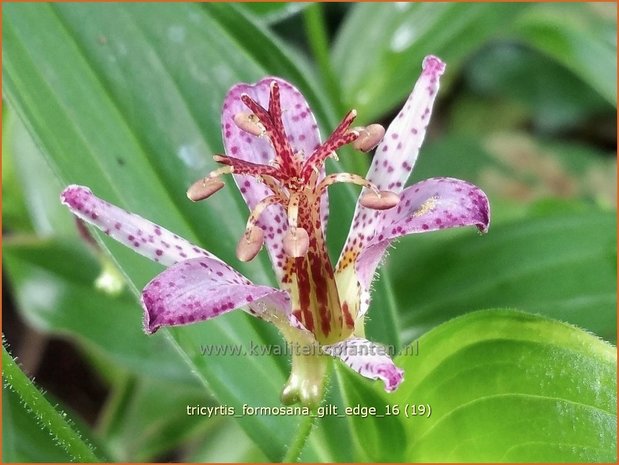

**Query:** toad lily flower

left=61, top=55, right=489, bottom=406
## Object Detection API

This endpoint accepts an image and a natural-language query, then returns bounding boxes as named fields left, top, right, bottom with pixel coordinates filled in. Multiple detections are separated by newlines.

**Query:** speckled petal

left=61, top=185, right=215, bottom=266
left=141, top=257, right=295, bottom=334
left=222, top=77, right=325, bottom=281
left=356, top=177, right=490, bottom=288
left=338, top=56, right=445, bottom=275
left=323, top=338, right=404, bottom=392
left=366, top=55, right=445, bottom=191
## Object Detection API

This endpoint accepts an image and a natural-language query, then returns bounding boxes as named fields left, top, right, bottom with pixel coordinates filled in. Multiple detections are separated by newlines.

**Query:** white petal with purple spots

left=367, top=55, right=445, bottom=191
left=356, top=177, right=490, bottom=289
left=61, top=185, right=216, bottom=267
left=141, top=257, right=296, bottom=334
left=323, top=337, right=404, bottom=392
left=338, top=56, right=446, bottom=271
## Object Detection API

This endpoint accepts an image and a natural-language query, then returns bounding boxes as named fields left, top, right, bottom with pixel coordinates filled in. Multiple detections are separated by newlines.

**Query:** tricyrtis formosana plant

left=61, top=56, right=490, bottom=406
left=4, top=3, right=615, bottom=463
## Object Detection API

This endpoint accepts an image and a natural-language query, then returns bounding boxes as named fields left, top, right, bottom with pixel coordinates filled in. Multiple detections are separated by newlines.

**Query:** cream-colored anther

left=359, top=190, right=400, bottom=210
left=236, top=226, right=264, bottom=262
left=233, top=112, right=265, bottom=136
left=352, top=124, right=385, bottom=152
left=283, top=227, right=309, bottom=257
left=186, top=178, right=225, bottom=202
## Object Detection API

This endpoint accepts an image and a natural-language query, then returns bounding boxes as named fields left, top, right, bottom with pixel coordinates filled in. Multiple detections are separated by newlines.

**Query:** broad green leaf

left=459, top=43, right=613, bottom=133
left=2, top=110, right=33, bottom=234
left=3, top=238, right=195, bottom=383
left=3, top=107, right=75, bottom=237
left=391, top=310, right=617, bottom=462
left=2, top=344, right=102, bottom=462
left=514, top=2, right=617, bottom=106
left=235, top=2, right=309, bottom=25
left=390, top=210, right=616, bottom=343
left=332, top=2, right=530, bottom=120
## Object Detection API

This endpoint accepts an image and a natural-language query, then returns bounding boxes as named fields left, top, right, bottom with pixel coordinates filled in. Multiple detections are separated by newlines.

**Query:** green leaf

left=392, top=310, right=617, bottom=462
left=459, top=43, right=613, bottom=133
left=332, top=2, right=530, bottom=120
left=391, top=210, right=617, bottom=343
left=2, top=344, right=102, bottom=462
left=2, top=111, right=34, bottom=234
left=3, top=106, right=76, bottom=237
left=235, top=2, right=309, bottom=25
left=513, top=2, right=617, bottom=106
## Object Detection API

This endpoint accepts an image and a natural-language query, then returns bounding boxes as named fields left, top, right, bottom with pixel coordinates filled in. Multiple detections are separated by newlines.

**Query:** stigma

left=187, top=81, right=399, bottom=262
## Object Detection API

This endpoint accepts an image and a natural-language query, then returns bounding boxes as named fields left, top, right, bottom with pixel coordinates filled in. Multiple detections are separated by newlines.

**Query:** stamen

left=359, top=190, right=400, bottom=210
left=187, top=167, right=232, bottom=201
left=246, top=195, right=284, bottom=229
left=187, top=178, right=225, bottom=202
left=236, top=225, right=265, bottom=262
left=283, top=227, right=309, bottom=257
left=352, top=124, right=385, bottom=152
left=233, top=111, right=265, bottom=136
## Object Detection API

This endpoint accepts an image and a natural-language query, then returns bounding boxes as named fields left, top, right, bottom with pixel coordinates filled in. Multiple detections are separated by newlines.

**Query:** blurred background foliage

left=2, top=2, right=616, bottom=462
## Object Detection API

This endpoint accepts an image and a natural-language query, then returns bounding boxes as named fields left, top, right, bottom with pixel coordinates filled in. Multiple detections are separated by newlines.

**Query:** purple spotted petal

left=61, top=185, right=215, bottom=266
left=222, top=77, right=326, bottom=281
left=366, top=55, right=445, bottom=191
left=141, top=257, right=296, bottom=334
left=338, top=56, right=445, bottom=273
left=323, top=338, right=404, bottom=392
left=355, top=177, right=490, bottom=288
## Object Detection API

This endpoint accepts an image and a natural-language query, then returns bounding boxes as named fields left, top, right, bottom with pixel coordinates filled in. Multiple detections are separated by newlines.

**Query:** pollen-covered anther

left=236, top=225, right=265, bottom=262
left=283, top=227, right=309, bottom=258
left=360, top=190, right=400, bottom=210
left=352, top=124, right=385, bottom=152
left=186, top=178, right=225, bottom=202
left=233, top=111, right=265, bottom=137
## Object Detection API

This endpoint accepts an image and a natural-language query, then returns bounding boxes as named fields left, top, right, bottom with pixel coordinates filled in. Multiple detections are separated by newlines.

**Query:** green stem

left=282, top=414, right=316, bottom=462
left=303, top=3, right=342, bottom=112
left=2, top=342, right=101, bottom=462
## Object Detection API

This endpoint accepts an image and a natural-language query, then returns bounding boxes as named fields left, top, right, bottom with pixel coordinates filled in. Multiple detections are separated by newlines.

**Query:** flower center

left=187, top=81, right=399, bottom=343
